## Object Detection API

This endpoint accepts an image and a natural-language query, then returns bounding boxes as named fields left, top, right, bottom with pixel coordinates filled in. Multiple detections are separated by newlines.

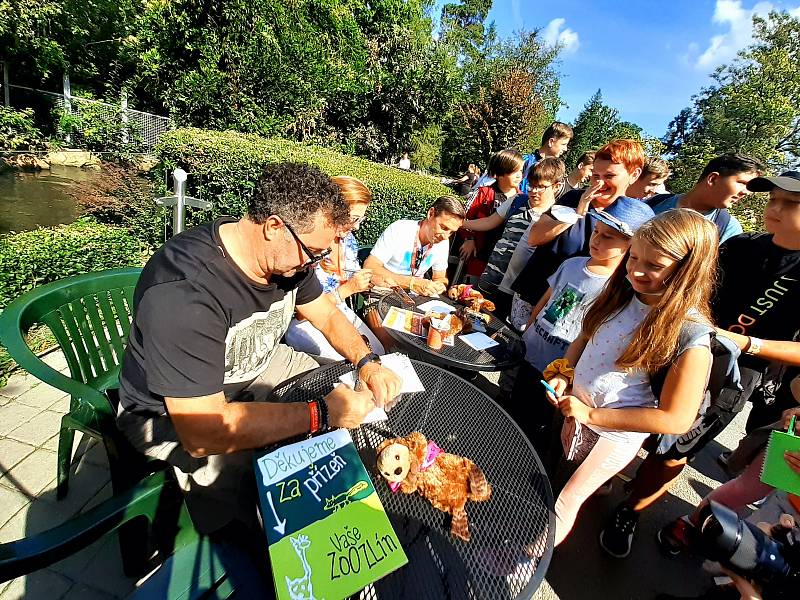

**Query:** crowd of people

left=113, top=123, right=800, bottom=598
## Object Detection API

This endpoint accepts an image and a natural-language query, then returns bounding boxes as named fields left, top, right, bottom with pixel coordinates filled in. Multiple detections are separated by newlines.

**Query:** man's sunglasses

left=283, top=220, right=332, bottom=269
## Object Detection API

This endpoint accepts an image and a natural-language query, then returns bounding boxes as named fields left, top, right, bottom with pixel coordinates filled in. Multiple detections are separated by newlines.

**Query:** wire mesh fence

left=7, top=83, right=170, bottom=152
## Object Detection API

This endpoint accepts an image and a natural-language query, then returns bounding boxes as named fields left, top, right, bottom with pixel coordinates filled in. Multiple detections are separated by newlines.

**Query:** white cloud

left=541, top=18, right=580, bottom=55
left=693, top=1, right=800, bottom=70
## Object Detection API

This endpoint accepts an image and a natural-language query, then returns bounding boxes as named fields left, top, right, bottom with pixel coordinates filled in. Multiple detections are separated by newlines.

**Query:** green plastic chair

left=0, top=268, right=144, bottom=499
left=0, top=471, right=235, bottom=599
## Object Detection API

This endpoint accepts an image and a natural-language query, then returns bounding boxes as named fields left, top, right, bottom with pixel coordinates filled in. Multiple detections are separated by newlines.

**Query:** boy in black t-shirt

left=599, top=170, right=800, bottom=559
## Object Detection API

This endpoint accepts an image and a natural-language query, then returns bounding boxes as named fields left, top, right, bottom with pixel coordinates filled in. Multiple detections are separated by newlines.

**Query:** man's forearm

left=528, top=217, right=568, bottom=246
left=317, top=306, right=371, bottom=365
left=167, top=394, right=309, bottom=456
left=363, top=257, right=413, bottom=288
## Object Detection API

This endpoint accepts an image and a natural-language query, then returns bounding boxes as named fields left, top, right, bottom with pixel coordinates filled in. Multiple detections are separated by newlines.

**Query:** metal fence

left=4, top=77, right=170, bottom=152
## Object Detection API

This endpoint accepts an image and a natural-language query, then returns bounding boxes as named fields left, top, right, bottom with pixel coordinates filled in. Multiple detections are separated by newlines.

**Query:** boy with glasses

left=461, top=158, right=567, bottom=319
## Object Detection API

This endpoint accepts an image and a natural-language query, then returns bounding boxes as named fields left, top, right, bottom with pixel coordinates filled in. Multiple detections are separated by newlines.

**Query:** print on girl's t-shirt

left=543, top=284, right=585, bottom=326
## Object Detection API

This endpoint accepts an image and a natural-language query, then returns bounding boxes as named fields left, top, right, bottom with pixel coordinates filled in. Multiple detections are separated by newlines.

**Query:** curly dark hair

left=248, top=163, right=350, bottom=233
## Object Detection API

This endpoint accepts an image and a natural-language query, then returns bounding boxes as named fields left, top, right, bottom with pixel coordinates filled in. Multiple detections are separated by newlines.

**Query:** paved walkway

left=0, top=353, right=747, bottom=599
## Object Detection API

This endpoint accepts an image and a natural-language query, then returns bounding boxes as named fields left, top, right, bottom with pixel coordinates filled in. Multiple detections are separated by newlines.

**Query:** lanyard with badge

left=409, top=221, right=434, bottom=277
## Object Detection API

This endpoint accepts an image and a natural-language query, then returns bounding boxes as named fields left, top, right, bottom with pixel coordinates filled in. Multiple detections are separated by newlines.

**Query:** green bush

left=0, top=218, right=144, bottom=309
left=0, top=106, right=45, bottom=151
left=729, top=194, right=767, bottom=233
left=155, top=128, right=453, bottom=246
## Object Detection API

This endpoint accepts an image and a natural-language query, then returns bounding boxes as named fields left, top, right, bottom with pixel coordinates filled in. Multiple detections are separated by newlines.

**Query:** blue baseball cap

left=588, top=196, right=655, bottom=237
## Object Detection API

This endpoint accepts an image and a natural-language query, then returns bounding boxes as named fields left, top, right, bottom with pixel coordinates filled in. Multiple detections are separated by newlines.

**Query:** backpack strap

left=644, top=193, right=675, bottom=209
left=649, top=321, right=741, bottom=401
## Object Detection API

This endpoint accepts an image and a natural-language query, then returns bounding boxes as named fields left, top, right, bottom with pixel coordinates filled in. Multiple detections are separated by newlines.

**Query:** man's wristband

left=307, top=399, right=321, bottom=434
left=408, top=277, right=415, bottom=293
left=331, top=288, right=344, bottom=305
left=355, top=352, right=381, bottom=371
left=318, top=396, right=329, bottom=430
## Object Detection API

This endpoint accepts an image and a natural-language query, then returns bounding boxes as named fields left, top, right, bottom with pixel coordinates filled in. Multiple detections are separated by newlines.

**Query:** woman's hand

left=545, top=374, right=570, bottom=405
left=576, top=179, right=603, bottom=216
left=557, top=395, right=591, bottom=424
left=342, top=269, right=373, bottom=296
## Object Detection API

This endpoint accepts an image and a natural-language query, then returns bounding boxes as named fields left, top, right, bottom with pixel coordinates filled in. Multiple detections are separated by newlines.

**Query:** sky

left=455, top=0, right=800, bottom=138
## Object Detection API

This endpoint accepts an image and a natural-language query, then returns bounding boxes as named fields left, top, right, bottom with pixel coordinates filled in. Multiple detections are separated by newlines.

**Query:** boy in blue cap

left=501, top=196, right=656, bottom=460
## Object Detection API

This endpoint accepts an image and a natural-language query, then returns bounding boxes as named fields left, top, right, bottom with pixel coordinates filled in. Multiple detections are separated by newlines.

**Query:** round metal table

left=375, top=293, right=524, bottom=372
left=272, top=360, right=554, bottom=600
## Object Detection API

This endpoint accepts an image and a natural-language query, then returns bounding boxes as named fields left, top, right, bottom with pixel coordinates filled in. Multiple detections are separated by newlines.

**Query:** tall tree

left=561, top=90, right=619, bottom=169
left=665, top=10, right=800, bottom=192
left=440, top=29, right=562, bottom=173
left=440, top=0, right=493, bottom=61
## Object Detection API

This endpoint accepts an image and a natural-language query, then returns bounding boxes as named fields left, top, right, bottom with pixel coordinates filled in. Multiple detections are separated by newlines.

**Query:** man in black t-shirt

left=116, top=163, right=401, bottom=545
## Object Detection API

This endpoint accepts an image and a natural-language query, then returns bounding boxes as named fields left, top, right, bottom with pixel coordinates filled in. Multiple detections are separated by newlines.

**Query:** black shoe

left=599, top=504, right=639, bottom=558
left=716, top=451, right=733, bottom=476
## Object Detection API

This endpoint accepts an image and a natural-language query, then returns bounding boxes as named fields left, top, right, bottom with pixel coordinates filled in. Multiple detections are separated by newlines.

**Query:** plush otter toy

left=375, top=432, right=492, bottom=542
left=447, top=284, right=495, bottom=313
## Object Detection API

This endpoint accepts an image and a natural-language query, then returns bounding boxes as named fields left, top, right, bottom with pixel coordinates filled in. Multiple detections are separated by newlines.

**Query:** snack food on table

left=447, top=284, right=495, bottom=313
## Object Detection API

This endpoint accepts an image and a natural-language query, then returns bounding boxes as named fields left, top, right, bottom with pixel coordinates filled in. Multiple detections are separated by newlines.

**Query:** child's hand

left=785, top=450, right=800, bottom=475
left=781, top=407, right=800, bottom=432
left=545, top=375, right=569, bottom=405
left=558, top=395, right=591, bottom=424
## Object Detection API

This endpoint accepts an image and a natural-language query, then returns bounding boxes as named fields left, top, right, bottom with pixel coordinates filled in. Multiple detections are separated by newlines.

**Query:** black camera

left=698, top=500, right=800, bottom=594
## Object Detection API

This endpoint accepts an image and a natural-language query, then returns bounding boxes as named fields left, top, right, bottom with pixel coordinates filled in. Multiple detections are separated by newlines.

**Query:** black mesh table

left=375, top=293, right=523, bottom=371
left=271, top=360, right=554, bottom=600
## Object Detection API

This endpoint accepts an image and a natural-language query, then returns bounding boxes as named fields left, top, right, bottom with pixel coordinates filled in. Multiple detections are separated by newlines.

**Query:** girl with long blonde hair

left=543, top=209, right=720, bottom=547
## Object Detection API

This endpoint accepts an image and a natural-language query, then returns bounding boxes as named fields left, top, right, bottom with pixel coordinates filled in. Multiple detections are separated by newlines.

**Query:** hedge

left=0, top=218, right=144, bottom=309
left=155, top=128, right=454, bottom=246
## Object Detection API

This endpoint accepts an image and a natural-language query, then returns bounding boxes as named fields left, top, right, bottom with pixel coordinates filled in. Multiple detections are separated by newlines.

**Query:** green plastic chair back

left=0, top=268, right=141, bottom=427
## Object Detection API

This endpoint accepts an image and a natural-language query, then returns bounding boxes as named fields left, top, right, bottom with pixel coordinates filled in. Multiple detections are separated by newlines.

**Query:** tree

left=561, top=90, right=619, bottom=168
left=665, top=10, right=800, bottom=192
left=440, top=29, right=562, bottom=173
left=440, top=0, right=493, bottom=62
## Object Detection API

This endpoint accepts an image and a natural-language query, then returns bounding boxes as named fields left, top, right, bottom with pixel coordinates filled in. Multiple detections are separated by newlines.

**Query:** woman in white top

left=542, top=209, right=720, bottom=546
left=284, top=176, right=385, bottom=359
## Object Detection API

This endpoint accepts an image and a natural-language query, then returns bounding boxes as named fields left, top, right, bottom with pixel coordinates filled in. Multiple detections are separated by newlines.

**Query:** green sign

left=255, top=429, right=408, bottom=600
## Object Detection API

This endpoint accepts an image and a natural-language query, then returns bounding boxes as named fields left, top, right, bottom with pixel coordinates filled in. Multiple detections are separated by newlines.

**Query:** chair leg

left=56, top=421, right=76, bottom=500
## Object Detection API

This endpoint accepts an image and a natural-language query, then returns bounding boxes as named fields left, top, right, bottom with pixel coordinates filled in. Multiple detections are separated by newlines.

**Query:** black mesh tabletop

left=271, top=360, right=554, bottom=600
left=375, top=293, right=523, bottom=372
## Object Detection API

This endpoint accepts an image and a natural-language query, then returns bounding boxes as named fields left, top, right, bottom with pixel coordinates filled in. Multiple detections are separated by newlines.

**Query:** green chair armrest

left=0, top=472, right=171, bottom=583
left=0, top=331, right=115, bottom=424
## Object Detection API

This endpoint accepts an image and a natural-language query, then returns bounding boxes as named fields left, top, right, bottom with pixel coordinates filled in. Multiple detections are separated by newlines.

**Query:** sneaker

left=599, top=504, right=639, bottom=558
left=656, top=516, right=699, bottom=556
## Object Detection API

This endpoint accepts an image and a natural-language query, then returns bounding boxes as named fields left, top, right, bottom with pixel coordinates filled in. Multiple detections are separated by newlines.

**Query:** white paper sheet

left=459, top=331, right=500, bottom=351
left=338, top=353, right=426, bottom=422
left=417, top=300, right=455, bottom=314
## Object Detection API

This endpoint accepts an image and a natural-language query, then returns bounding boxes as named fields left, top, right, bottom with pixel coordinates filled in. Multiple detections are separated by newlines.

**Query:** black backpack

left=645, top=194, right=732, bottom=240
left=649, top=321, right=742, bottom=407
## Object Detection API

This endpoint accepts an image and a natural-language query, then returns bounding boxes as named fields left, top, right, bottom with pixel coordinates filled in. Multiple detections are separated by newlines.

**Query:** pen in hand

left=540, top=379, right=561, bottom=403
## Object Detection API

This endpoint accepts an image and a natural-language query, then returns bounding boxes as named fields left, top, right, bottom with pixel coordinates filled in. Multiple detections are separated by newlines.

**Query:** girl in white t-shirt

left=543, top=209, right=720, bottom=546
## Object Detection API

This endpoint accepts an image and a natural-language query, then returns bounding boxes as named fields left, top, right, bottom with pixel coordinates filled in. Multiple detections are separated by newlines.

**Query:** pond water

left=0, top=165, right=107, bottom=234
